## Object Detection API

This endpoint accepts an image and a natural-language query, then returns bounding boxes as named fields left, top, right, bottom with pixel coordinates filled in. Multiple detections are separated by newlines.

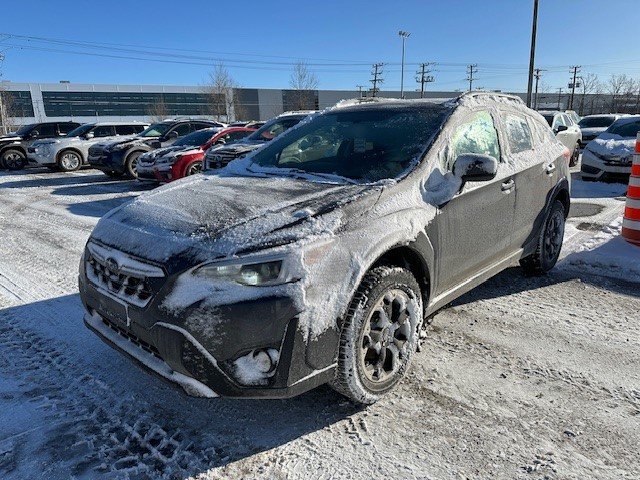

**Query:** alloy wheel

left=3, top=151, right=25, bottom=169
left=60, top=152, right=81, bottom=171
left=185, top=162, right=203, bottom=176
left=358, top=289, right=415, bottom=385
left=544, top=209, right=564, bottom=263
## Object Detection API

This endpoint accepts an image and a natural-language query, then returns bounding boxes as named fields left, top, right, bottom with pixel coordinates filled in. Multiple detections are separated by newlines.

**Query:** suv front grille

left=85, top=242, right=165, bottom=307
left=101, top=316, right=162, bottom=358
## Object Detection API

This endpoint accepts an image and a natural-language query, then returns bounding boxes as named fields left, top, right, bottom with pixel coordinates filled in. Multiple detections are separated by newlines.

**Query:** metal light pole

left=526, top=0, right=539, bottom=107
left=398, top=30, right=410, bottom=99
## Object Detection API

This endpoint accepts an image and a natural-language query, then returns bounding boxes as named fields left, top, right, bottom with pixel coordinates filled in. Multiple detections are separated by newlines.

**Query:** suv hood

left=140, top=144, right=202, bottom=165
left=90, top=174, right=378, bottom=267
left=106, top=136, right=159, bottom=150
left=587, top=132, right=635, bottom=158
left=208, top=139, right=264, bottom=157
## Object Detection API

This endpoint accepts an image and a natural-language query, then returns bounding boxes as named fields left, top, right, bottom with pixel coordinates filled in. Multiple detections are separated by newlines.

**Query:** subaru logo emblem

left=105, top=257, right=119, bottom=273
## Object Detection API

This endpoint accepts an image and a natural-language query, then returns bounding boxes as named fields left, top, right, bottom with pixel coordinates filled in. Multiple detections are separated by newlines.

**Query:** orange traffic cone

left=622, top=133, right=640, bottom=246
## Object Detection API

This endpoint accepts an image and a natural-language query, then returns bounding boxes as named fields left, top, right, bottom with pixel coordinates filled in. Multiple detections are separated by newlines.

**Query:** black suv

left=0, top=121, right=80, bottom=169
left=80, top=94, right=570, bottom=404
left=204, top=112, right=313, bottom=170
left=88, top=119, right=224, bottom=178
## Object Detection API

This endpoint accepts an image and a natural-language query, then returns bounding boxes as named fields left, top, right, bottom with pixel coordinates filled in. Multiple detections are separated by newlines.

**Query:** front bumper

left=137, top=163, right=172, bottom=183
left=89, top=149, right=127, bottom=173
left=79, top=255, right=335, bottom=399
left=581, top=149, right=632, bottom=181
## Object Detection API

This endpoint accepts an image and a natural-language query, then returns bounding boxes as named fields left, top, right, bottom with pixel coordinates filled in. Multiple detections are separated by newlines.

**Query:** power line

left=415, top=62, right=435, bottom=98
left=466, top=64, right=478, bottom=91
left=369, top=63, right=384, bottom=97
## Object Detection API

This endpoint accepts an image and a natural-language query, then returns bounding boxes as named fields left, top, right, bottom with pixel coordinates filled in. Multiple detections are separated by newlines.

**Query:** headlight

left=194, top=257, right=287, bottom=286
left=109, top=143, right=129, bottom=152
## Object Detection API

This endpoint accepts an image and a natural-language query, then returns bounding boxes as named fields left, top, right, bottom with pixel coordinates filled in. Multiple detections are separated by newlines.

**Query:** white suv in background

left=27, top=122, right=148, bottom=172
left=540, top=111, right=582, bottom=166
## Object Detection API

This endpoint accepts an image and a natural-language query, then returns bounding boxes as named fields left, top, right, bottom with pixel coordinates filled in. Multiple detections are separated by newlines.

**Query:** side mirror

left=166, top=131, right=179, bottom=141
left=555, top=125, right=568, bottom=134
left=453, top=153, right=498, bottom=183
left=84, top=132, right=95, bottom=139
left=30, top=130, right=40, bottom=138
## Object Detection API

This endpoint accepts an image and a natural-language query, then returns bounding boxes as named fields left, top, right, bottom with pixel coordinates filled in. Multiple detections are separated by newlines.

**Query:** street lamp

left=398, top=30, right=411, bottom=99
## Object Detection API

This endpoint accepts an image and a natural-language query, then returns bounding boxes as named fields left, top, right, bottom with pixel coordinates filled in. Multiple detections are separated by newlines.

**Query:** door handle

left=546, top=163, right=556, bottom=175
left=501, top=179, right=515, bottom=192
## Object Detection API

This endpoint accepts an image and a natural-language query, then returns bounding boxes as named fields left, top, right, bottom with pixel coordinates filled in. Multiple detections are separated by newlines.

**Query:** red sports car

left=137, top=127, right=256, bottom=183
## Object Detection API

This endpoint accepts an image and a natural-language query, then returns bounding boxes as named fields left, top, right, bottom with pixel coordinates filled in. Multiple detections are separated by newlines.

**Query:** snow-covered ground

left=0, top=167, right=638, bottom=479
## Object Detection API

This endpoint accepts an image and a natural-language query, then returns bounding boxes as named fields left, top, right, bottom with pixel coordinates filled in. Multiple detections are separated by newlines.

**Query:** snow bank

left=562, top=218, right=640, bottom=282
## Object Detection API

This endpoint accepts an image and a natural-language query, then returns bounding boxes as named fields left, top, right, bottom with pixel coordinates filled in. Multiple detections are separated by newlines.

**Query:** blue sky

left=1, top=0, right=639, bottom=93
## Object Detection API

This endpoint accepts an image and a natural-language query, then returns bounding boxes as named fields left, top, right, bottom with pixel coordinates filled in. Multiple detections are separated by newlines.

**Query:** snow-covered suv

left=28, top=122, right=148, bottom=172
left=79, top=93, right=570, bottom=404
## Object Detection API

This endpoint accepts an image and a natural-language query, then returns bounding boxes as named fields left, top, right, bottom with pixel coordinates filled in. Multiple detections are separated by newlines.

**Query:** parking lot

left=0, top=165, right=637, bottom=479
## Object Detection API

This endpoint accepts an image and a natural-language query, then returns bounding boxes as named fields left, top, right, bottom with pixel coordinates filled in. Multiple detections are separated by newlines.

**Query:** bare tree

left=0, top=53, right=17, bottom=135
left=204, top=63, right=238, bottom=122
left=289, top=61, right=319, bottom=110
left=146, top=96, right=169, bottom=123
left=578, top=73, right=600, bottom=115
left=607, top=74, right=634, bottom=113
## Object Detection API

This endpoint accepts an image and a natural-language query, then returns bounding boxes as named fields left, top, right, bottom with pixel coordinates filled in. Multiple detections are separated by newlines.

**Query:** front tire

left=184, top=160, right=203, bottom=177
left=331, top=266, right=422, bottom=404
left=125, top=151, right=143, bottom=178
left=57, top=150, right=82, bottom=172
left=520, top=200, right=566, bottom=275
left=2, top=149, right=27, bottom=170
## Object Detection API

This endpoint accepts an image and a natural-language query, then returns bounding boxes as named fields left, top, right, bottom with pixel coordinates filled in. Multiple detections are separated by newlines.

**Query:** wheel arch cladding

left=554, top=185, right=570, bottom=218
left=1, top=145, right=26, bottom=156
left=370, top=244, right=432, bottom=315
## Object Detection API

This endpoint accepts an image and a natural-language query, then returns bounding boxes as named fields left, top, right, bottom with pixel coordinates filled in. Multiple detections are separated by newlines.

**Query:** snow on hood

left=587, top=133, right=635, bottom=157
left=140, top=145, right=202, bottom=164
left=90, top=173, right=376, bottom=267
left=0, top=134, right=22, bottom=142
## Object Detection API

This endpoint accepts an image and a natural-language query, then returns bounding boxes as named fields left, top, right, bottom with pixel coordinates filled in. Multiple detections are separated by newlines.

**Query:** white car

left=27, top=122, right=148, bottom=172
left=581, top=115, right=640, bottom=182
left=577, top=114, right=623, bottom=148
left=540, top=111, right=582, bottom=166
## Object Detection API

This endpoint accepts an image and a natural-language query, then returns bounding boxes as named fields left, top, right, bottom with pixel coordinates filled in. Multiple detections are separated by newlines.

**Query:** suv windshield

left=139, top=123, right=171, bottom=138
left=14, top=124, right=37, bottom=136
left=66, top=124, right=95, bottom=137
left=607, top=119, right=640, bottom=138
left=174, top=129, right=217, bottom=147
left=579, top=116, right=616, bottom=128
left=249, top=106, right=449, bottom=182
left=247, top=117, right=303, bottom=142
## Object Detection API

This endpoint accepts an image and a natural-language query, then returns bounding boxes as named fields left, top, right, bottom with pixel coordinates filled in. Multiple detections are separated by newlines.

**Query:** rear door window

left=57, top=123, right=78, bottom=135
left=504, top=114, right=533, bottom=153
left=35, top=123, right=57, bottom=137
left=115, top=125, right=137, bottom=135
left=447, top=111, right=501, bottom=170
left=172, top=123, right=192, bottom=137
left=92, top=126, right=115, bottom=137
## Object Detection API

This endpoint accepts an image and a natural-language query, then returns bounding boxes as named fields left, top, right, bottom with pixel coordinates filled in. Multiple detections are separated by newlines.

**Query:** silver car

left=28, top=122, right=148, bottom=172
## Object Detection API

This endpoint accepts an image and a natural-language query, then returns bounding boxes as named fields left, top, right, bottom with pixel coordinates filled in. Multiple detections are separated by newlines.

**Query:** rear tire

left=331, top=266, right=422, bottom=405
left=520, top=200, right=566, bottom=275
left=125, top=151, right=142, bottom=178
left=57, top=150, right=82, bottom=172
left=2, top=149, right=27, bottom=170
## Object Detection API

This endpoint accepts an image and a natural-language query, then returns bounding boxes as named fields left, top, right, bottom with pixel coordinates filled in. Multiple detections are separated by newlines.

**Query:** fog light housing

left=231, top=348, right=280, bottom=386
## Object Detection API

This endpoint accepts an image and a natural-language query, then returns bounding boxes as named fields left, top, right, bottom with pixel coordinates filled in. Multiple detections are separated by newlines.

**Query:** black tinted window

left=92, top=126, right=115, bottom=137
left=579, top=116, right=616, bottom=128
left=174, top=129, right=216, bottom=146
left=504, top=114, right=533, bottom=153
left=449, top=111, right=501, bottom=169
left=115, top=125, right=137, bottom=135
left=249, top=118, right=302, bottom=141
left=35, top=123, right=57, bottom=137
left=227, top=130, right=251, bottom=141
left=172, top=123, right=192, bottom=137
left=58, top=123, right=79, bottom=134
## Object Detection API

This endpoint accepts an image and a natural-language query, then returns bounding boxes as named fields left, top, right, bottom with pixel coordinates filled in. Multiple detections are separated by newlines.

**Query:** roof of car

left=610, top=114, right=640, bottom=126
left=84, top=121, right=149, bottom=126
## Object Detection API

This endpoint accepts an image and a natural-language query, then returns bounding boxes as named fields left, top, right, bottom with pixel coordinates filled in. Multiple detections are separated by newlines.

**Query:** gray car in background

left=79, top=93, right=570, bottom=404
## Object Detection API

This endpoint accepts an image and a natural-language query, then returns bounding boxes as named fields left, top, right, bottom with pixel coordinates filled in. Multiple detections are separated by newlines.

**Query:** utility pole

left=568, top=65, right=581, bottom=110
left=369, top=63, right=384, bottom=98
left=466, top=64, right=478, bottom=92
left=556, top=87, right=564, bottom=110
left=415, top=62, right=435, bottom=98
left=356, top=85, right=365, bottom=98
left=526, top=0, right=539, bottom=107
left=398, top=31, right=411, bottom=99
left=533, top=68, right=545, bottom=109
